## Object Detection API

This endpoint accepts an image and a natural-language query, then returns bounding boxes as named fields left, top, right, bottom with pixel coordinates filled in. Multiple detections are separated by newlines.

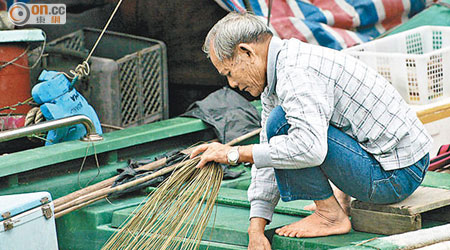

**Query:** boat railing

left=0, top=115, right=103, bottom=143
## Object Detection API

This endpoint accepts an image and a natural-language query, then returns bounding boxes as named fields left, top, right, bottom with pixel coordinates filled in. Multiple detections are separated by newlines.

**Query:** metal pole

left=0, top=115, right=102, bottom=143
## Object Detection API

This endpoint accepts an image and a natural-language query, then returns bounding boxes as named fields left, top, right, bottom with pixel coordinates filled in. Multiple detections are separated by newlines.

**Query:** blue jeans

left=267, top=106, right=429, bottom=204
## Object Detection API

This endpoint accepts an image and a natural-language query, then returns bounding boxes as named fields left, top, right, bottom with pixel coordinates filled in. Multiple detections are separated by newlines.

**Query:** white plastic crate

left=343, top=26, right=450, bottom=105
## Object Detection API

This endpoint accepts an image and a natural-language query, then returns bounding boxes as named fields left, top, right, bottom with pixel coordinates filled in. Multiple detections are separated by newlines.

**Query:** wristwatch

left=227, top=146, right=240, bottom=166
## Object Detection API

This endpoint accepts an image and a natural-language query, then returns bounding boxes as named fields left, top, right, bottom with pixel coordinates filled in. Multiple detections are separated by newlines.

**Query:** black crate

left=33, top=28, right=168, bottom=129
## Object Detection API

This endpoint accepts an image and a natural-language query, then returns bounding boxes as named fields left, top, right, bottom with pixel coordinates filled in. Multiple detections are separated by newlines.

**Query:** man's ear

left=237, top=43, right=256, bottom=62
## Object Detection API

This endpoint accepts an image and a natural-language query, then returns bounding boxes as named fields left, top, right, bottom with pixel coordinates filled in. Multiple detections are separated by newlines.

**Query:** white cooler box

left=0, top=192, right=59, bottom=250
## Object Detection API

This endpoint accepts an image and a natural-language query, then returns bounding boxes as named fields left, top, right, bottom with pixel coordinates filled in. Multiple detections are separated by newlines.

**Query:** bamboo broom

left=54, top=157, right=189, bottom=215
left=53, top=158, right=166, bottom=208
left=54, top=130, right=259, bottom=218
left=101, top=128, right=261, bottom=250
left=53, top=139, right=219, bottom=214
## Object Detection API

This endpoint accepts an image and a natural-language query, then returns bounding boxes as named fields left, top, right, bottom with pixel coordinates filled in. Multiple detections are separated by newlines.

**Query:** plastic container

left=0, top=29, right=45, bottom=115
left=0, top=45, right=31, bottom=115
left=0, top=192, right=58, bottom=250
left=35, top=28, right=169, bottom=128
left=343, top=26, right=450, bottom=105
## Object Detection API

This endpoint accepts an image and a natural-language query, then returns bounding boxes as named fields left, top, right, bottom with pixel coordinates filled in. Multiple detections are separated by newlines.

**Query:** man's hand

left=248, top=217, right=271, bottom=250
left=190, top=142, right=231, bottom=168
left=190, top=143, right=254, bottom=169
left=248, top=232, right=271, bottom=250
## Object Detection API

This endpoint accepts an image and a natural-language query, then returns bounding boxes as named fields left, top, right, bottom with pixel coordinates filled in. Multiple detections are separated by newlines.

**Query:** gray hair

left=203, top=12, right=272, bottom=61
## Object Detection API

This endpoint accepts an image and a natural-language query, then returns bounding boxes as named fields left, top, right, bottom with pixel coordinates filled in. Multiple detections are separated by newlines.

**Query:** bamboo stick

left=53, top=158, right=166, bottom=207
left=53, top=139, right=219, bottom=208
left=225, top=128, right=261, bottom=146
left=54, top=129, right=261, bottom=216
left=55, top=195, right=107, bottom=218
left=54, top=161, right=182, bottom=213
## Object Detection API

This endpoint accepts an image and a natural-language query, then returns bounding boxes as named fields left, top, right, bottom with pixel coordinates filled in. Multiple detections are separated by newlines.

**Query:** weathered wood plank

left=351, top=186, right=450, bottom=215
left=351, top=208, right=421, bottom=235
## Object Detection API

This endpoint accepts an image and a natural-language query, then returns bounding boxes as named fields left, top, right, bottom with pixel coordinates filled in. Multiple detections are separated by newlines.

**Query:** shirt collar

left=266, top=36, right=283, bottom=96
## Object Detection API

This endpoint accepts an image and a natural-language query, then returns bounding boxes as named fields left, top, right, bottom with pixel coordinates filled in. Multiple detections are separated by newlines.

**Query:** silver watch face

left=228, top=150, right=239, bottom=162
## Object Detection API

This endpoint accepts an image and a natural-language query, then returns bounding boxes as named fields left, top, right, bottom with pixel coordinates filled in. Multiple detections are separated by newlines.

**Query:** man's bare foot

left=278, top=196, right=351, bottom=238
left=304, top=184, right=351, bottom=215
left=303, top=203, right=316, bottom=211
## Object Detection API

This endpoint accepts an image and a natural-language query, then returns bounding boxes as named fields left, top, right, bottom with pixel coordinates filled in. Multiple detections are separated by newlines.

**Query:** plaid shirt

left=248, top=37, right=432, bottom=222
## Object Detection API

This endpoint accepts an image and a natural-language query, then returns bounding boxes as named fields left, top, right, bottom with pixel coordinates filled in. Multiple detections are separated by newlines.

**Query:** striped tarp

left=213, top=0, right=431, bottom=50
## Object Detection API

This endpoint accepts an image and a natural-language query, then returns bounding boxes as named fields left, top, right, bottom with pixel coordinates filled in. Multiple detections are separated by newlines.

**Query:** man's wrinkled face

left=210, top=42, right=266, bottom=97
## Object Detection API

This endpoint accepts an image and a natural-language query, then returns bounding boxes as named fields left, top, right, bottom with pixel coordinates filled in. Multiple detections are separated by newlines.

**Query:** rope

left=78, top=140, right=101, bottom=188
left=101, top=123, right=124, bottom=130
left=86, top=0, right=124, bottom=64
left=30, top=134, right=52, bottom=144
left=25, top=107, right=44, bottom=126
left=0, top=46, right=28, bottom=70
left=0, top=33, right=47, bottom=71
left=65, top=0, right=124, bottom=84
left=62, top=60, right=90, bottom=83
left=0, top=97, right=34, bottom=112
left=24, top=107, right=45, bottom=142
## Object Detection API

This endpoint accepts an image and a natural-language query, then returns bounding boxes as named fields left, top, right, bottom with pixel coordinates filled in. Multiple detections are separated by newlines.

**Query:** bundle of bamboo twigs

left=102, top=158, right=222, bottom=250
left=102, top=129, right=261, bottom=249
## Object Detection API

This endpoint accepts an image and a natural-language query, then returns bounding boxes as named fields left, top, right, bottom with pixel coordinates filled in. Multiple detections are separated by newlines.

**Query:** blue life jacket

left=31, top=70, right=102, bottom=145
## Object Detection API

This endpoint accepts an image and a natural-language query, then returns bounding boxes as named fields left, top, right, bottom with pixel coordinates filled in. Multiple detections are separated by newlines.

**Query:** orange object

left=0, top=45, right=32, bottom=115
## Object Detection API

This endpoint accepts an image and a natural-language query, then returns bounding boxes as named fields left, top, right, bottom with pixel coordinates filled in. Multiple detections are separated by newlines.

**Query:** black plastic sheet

left=111, top=150, right=187, bottom=196
left=182, top=87, right=261, bottom=143
left=112, top=150, right=245, bottom=196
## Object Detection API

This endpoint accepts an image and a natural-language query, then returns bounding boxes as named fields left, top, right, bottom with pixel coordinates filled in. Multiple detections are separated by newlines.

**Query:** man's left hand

left=190, top=142, right=231, bottom=168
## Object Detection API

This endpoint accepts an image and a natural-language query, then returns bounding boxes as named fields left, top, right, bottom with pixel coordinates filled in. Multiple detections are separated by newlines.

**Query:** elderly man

left=190, top=12, right=432, bottom=249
